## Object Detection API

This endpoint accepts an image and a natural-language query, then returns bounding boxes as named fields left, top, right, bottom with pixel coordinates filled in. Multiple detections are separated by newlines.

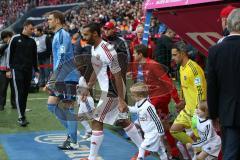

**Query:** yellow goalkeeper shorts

left=173, top=109, right=192, bottom=128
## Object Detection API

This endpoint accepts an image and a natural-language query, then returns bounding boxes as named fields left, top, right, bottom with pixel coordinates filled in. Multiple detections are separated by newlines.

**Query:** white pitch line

left=28, top=97, right=48, bottom=100
left=7, top=97, right=48, bottom=102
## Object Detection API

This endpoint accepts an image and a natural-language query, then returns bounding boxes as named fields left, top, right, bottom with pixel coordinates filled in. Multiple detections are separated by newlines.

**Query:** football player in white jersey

left=80, top=23, right=143, bottom=160
left=128, top=82, right=168, bottom=160
left=186, top=101, right=221, bottom=160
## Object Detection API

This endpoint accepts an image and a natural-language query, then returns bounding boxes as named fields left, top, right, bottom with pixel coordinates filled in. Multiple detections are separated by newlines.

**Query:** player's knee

left=116, top=119, right=131, bottom=128
left=169, top=128, right=181, bottom=138
left=196, top=155, right=204, bottom=160
left=92, top=120, right=103, bottom=130
left=170, top=124, right=178, bottom=133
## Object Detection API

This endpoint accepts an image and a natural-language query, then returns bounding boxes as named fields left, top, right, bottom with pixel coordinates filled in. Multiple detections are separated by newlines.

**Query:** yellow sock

left=170, top=130, right=193, bottom=144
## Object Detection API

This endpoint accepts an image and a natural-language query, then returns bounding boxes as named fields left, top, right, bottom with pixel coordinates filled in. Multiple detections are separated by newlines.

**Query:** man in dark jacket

left=103, top=21, right=130, bottom=82
left=154, top=28, right=175, bottom=72
left=0, top=30, right=15, bottom=111
left=6, top=20, right=39, bottom=126
left=207, top=8, right=240, bottom=160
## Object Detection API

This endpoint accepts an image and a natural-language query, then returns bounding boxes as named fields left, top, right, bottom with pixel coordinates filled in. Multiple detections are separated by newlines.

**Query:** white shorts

left=202, top=135, right=221, bottom=158
left=77, top=96, right=95, bottom=121
left=141, top=134, right=165, bottom=152
left=93, top=96, right=128, bottom=125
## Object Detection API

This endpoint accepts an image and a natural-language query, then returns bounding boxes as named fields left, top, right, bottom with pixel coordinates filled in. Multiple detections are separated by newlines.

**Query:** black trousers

left=0, top=70, right=15, bottom=107
left=38, top=57, right=51, bottom=86
left=222, top=127, right=240, bottom=160
left=12, top=69, right=32, bottom=119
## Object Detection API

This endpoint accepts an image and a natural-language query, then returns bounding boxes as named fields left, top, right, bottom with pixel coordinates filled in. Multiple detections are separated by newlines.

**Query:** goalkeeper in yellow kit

left=170, top=41, right=207, bottom=145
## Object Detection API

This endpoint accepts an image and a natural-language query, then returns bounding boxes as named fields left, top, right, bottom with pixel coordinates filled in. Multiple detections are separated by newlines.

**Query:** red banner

left=154, top=2, right=240, bottom=56
left=144, top=0, right=221, bottom=10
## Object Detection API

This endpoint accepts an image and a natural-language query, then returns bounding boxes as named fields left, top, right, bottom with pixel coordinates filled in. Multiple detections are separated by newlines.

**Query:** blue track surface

left=0, top=130, right=157, bottom=160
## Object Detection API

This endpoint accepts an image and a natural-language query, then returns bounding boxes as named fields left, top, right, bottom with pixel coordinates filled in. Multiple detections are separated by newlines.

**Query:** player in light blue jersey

left=47, top=11, right=79, bottom=150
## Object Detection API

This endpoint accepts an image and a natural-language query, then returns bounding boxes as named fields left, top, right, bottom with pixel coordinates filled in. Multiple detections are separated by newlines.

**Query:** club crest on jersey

left=59, top=45, right=65, bottom=54
left=194, top=77, right=201, bottom=86
left=96, top=54, right=100, bottom=60
left=139, top=114, right=147, bottom=121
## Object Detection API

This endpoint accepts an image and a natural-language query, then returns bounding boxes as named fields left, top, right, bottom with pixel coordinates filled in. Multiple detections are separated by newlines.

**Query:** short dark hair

left=172, top=41, right=189, bottom=53
left=50, top=11, right=65, bottom=24
left=134, top=44, right=148, bottom=57
left=36, top=26, right=43, bottom=33
left=1, top=30, right=14, bottom=40
left=83, top=23, right=101, bottom=36
left=23, top=20, right=34, bottom=27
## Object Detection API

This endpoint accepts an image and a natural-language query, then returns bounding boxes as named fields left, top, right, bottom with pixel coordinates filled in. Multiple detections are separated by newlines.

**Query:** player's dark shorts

left=49, top=81, right=78, bottom=102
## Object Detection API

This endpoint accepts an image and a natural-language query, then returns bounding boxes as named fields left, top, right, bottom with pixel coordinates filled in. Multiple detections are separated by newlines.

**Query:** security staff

left=6, top=20, right=39, bottom=127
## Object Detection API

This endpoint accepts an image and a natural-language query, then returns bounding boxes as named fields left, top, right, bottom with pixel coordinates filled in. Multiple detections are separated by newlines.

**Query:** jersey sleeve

left=188, top=62, right=206, bottom=106
left=60, top=31, right=72, bottom=57
left=194, top=74, right=206, bottom=103
left=56, top=31, right=72, bottom=68
left=103, top=43, right=121, bottom=74
left=147, top=105, right=164, bottom=134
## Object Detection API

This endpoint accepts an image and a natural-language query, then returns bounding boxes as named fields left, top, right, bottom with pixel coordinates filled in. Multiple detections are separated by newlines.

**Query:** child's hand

left=193, top=147, right=200, bottom=154
left=186, top=143, right=192, bottom=150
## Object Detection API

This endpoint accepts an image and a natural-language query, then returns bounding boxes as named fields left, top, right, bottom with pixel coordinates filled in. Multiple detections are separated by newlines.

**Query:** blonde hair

left=130, top=82, right=148, bottom=98
left=198, top=100, right=208, bottom=116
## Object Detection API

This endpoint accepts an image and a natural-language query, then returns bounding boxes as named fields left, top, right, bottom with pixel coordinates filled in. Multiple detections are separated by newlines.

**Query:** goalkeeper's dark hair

left=49, top=11, right=65, bottom=24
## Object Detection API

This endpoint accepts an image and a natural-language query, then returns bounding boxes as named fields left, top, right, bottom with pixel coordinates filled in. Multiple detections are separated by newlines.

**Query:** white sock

left=176, top=141, right=189, bottom=160
left=137, top=147, right=145, bottom=159
left=187, top=147, right=195, bottom=159
left=88, top=130, right=104, bottom=160
left=81, top=121, right=92, bottom=133
left=158, top=139, right=168, bottom=160
left=124, top=123, right=143, bottom=147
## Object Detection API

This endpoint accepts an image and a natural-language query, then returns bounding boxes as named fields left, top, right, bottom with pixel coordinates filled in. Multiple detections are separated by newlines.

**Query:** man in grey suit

left=208, top=8, right=240, bottom=160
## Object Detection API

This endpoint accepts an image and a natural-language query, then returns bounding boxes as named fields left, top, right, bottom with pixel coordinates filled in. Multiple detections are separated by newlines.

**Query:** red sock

left=166, top=130, right=179, bottom=157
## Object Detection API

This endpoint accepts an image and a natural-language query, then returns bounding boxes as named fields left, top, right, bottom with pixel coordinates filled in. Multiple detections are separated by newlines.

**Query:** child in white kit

left=77, top=76, right=95, bottom=139
left=128, top=82, right=168, bottom=160
left=186, top=101, right=221, bottom=160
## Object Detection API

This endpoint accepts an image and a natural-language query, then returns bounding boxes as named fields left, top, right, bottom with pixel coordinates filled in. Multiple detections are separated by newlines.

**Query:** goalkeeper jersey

left=180, top=59, right=206, bottom=115
left=52, top=28, right=79, bottom=82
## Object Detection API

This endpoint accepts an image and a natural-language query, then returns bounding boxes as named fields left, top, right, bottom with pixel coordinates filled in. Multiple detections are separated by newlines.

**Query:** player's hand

left=176, top=100, right=185, bottom=112
left=6, top=71, right=12, bottom=78
left=80, top=88, right=89, bottom=102
left=118, top=98, right=128, bottom=112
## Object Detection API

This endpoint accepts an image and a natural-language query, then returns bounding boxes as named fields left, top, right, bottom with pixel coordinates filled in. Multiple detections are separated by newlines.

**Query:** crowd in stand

left=0, top=0, right=82, bottom=29
left=0, top=0, right=32, bottom=29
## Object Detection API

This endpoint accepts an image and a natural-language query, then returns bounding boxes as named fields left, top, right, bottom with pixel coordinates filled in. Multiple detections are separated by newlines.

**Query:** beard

left=86, top=38, right=95, bottom=45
